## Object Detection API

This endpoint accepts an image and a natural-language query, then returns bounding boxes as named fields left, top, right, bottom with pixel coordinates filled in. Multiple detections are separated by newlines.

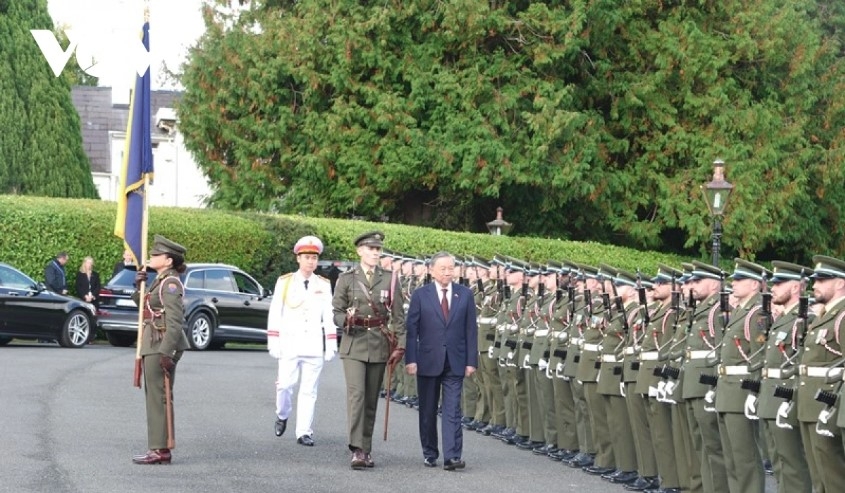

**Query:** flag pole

left=133, top=174, right=151, bottom=388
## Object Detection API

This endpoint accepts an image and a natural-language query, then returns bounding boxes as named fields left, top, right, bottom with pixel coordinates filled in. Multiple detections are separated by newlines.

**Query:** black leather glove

left=160, top=355, right=176, bottom=374
left=387, top=348, right=405, bottom=368
left=134, top=270, right=148, bottom=289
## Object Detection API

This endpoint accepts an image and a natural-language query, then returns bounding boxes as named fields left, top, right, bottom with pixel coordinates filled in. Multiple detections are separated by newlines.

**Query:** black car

left=0, top=262, right=98, bottom=348
left=98, top=263, right=273, bottom=350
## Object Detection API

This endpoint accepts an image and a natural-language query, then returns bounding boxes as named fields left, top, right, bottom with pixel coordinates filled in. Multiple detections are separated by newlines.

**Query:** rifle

left=610, top=279, right=629, bottom=333
left=636, top=270, right=650, bottom=327
left=599, top=272, right=612, bottom=323
left=719, top=270, right=731, bottom=330
left=797, top=269, right=810, bottom=346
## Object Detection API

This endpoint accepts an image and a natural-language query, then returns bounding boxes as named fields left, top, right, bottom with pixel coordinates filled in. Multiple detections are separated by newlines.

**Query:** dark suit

left=406, top=281, right=478, bottom=462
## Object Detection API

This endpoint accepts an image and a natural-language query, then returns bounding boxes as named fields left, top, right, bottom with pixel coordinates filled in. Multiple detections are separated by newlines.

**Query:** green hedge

left=0, top=195, right=690, bottom=289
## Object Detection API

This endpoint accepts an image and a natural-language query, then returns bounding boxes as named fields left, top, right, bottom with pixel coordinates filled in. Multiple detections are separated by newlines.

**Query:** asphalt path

left=1, top=342, right=778, bottom=493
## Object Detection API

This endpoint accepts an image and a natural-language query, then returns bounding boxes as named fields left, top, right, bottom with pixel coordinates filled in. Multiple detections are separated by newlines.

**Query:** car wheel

left=0, top=336, right=11, bottom=346
left=105, top=332, right=136, bottom=347
left=187, top=312, right=214, bottom=350
left=58, top=310, right=91, bottom=348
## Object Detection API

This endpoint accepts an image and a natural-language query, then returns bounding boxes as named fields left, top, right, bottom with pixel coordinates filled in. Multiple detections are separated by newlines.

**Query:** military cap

left=490, top=255, right=508, bottom=268
left=730, top=258, right=772, bottom=282
left=293, top=235, right=323, bottom=255
left=578, top=264, right=599, bottom=280
left=811, top=255, right=845, bottom=279
left=150, top=234, right=186, bottom=257
left=640, top=279, right=655, bottom=289
left=546, top=260, right=566, bottom=275
left=354, top=231, right=384, bottom=248
left=613, top=268, right=638, bottom=288
left=689, top=260, right=722, bottom=281
left=679, top=262, right=695, bottom=283
left=770, top=261, right=812, bottom=284
left=652, top=264, right=683, bottom=284
left=475, top=256, right=491, bottom=269
left=412, top=255, right=426, bottom=265
left=525, top=262, right=543, bottom=277
left=505, top=258, right=529, bottom=272
left=597, top=264, right=618, bottom=280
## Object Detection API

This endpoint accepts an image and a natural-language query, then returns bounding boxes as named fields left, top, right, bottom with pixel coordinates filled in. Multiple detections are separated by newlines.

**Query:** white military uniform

left=268, top=270, right=338, bottom=439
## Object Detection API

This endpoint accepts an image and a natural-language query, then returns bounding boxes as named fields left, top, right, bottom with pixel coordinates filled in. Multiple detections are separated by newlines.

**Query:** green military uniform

left=332, top=231, right=406, bottom=464
left=561, top=263, right=594, bottom=466
left=681, top=261, right=729, bottom=493
left=715, top=259, right=769, bottom=493
left=595, top=266, right=637, bottom=475
left=756, top=261, right=813, bottom=493
left=498, top=265, right=530, bottom=442
left=575, top=265, right=615, bottom=472
left=477, top=272, right=506, bottom=433
left=492, top=263, right=518, bottom=435
left=513, top=276, right=537, bottom=445
left=797, top=256, right=845, bottom=492
left=524, top=271, right=557, bottom=452
left=546, top=267, right=580, bottom=457
left=635, top=265, right=684, bottom=491
left=133, top=235, right=190, bottom=456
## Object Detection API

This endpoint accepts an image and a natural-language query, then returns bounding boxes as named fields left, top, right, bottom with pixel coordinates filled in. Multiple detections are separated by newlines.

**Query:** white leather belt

left=601, top=354, right=617, bottom=363
left=570, top=337, right=583, bottom=346
left=623, top=347, right=636, bottom=356
left=640, top=351, right=659, bottom=361
left=719, top=365, right=749, bottom=376
left=506, top=324, right=519, bottom=333
left=478, top=317, right=498, bottom=325
left=534, top=329, right=549, bottom=337
left=686, top=349, right=713, bottom=360
left=582, top=343, right=600, bottom=352
left=764, top=368, right=784, bottom=379
left=800, top=365, right=844, bottom=378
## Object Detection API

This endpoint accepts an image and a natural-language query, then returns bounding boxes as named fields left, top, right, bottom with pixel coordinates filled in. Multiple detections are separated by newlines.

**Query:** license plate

left=116, top=299, right=137, bottom=307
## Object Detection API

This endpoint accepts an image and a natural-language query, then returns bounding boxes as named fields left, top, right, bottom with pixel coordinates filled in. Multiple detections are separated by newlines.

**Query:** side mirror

left=35, top=282, right=48, bottom=292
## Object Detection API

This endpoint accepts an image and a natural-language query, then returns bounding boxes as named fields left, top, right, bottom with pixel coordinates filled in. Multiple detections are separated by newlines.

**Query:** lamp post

left=486, top=207, right=513, bottom=236
left=701, top=159, right=734, bottom=266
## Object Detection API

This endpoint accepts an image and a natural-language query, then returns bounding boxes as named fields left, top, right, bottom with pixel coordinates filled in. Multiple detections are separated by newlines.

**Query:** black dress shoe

left=480, top=424, right=503, bottom=436
left=601, top=468, right=622, bottom=480
left=363, top=452, right=374, bottom=468
left=516, top=439, right=543, bottom=450
left=763, top=459, right=774, bottom=476
left=583, top=465, right=615, bottom=475
left=566, top=452, right=593, bottom=468
left=443, top=458, right=466, bottom=471
left=274, top=418, right=287, bottom=437
left=550, top=448, right=577, bottom=461
left=624, top=476, right=659, bottom=491
left=505, top=434, right=529, bottom=446
left=533, top=444, right=558, bottom=455
left=460, top=416, right=473, bottom=426
left=297, top=435, right=315, bottom=446
left=608, top=470, right=639, bottom=484
left=493, top=427, right=515, bottom=439
left=423, top=457, right=437, bottom=468
left=351, top=449, right=366, bottom=470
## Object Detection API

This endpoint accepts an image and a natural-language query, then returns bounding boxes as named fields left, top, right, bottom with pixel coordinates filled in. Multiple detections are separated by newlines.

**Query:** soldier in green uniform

left=491, top=257, right=519, bottom=440
left=515, top=265, right=546, bottom=450
left=797, top=255, right=845, bottom=491
left=636, top=265, right=684, bottom=493
left=477, top=258, right=507, bottom=436
left=131, top=235, right=190, bottom=465
left=465, top=257, right=491, bottom=430
left=755, top=261, right=813, bottom=493
left=715, top=259, right=770, bottom=493
left=332, top=231, right=406, bottom=469
left=681, top=261, right=729, bottom=493
left=497, top=260, right=530, bottom=444
left=544, top=263, right=580, bottom=461
left=577, top=265, right=616, bottom=476
left=594, top=266, right=637, bottom=484
left=560, top=263, right=596, bottom=469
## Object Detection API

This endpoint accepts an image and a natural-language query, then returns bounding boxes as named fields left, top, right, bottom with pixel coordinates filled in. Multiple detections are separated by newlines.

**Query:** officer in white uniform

left=268, top=235, right=338, bottom=446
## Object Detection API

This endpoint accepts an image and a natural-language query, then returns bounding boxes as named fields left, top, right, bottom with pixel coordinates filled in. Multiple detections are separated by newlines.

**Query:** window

left=233, top=271, right=260, bottom=295
left=204, top=269, right=235, bottom=292
left=0, top=266, right=34, bottom=289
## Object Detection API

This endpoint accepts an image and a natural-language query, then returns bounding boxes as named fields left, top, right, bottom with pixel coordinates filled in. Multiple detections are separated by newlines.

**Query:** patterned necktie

left=304, top=279, right=309, bottom=291
left=441, top=288, right=449, bottom=319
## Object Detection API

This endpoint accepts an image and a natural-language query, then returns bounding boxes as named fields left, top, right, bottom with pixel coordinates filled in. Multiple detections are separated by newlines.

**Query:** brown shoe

left=132, top=449, right=171, bottom=465
left=350, top=449, right=366, bottom=470
left=364, top=452, right=374, bottom=468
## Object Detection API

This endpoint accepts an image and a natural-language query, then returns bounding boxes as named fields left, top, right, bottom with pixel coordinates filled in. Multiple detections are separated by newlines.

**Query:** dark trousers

left=417, top=361, right=464, bottom=461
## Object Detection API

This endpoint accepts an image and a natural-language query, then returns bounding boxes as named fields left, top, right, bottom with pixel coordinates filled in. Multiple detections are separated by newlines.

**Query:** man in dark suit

left=405, top=251, right=478, bottom=471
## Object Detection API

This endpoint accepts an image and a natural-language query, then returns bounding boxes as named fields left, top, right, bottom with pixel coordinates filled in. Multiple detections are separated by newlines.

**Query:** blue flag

left=114, top=20, right=153, bottom=266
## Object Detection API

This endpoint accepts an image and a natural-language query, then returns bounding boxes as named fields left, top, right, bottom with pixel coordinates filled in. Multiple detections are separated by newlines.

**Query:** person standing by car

left=131, top=235, right=191, bottom=465
left=268, top=235, right=338, bottom=446
left=44, top=251, right=69, bottom=294
left=332, top=231, right=406, bottom=469
left=113, top=249, right=135, bottom=278
left=75, top=256, right=102, bottom=343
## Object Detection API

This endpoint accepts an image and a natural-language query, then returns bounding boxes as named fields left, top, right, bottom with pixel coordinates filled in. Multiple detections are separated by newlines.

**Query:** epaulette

left=278, top=273, right=294, bottom=281
left=316, top=274, right=330, bottom=282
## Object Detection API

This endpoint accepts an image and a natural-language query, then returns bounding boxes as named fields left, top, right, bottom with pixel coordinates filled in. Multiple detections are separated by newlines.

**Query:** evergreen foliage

left=178, top=0, right=845, bottom=260
left=0, top=0, right=98, bottom=199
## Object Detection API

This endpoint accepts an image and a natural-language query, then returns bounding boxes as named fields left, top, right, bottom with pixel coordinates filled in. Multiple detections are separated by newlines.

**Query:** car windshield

left=0, top=265, right=37, bottom=289
left=107, top=267, right=158, bottom=288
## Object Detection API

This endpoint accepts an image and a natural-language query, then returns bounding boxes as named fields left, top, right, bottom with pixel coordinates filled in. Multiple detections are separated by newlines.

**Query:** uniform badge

left=816, top=329, right=828, bottom=345
left=756, top=333, right=767, bottom=344
left=774, top=331, right=787, bottom=344
left=167, top=283, right=178, bottom=293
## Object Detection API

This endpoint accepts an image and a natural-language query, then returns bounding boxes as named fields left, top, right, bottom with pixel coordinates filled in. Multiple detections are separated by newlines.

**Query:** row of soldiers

left=380, top=249, right=845, bottom=493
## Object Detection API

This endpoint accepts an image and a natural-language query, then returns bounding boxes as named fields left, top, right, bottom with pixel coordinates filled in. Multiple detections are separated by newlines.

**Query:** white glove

left=538, top=358, right=549, bottom=370
left=521, top=354, right=531, bottom=369
left=649, top=385, right=659, bottom=398
left=819, top=407, right=834, bottom=425
left=704, top=389, right=715, bottom=404
left=775, top=401, right=793, bottom=430
left=743, top=395, right=759, bottom=420
left=324, top=348, right=337, bottom=362
left=619, top=382, right=626, bottom=397
left=487, top=346, right=495, bottom=359
left=816, top=410, right=836, bottom=437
